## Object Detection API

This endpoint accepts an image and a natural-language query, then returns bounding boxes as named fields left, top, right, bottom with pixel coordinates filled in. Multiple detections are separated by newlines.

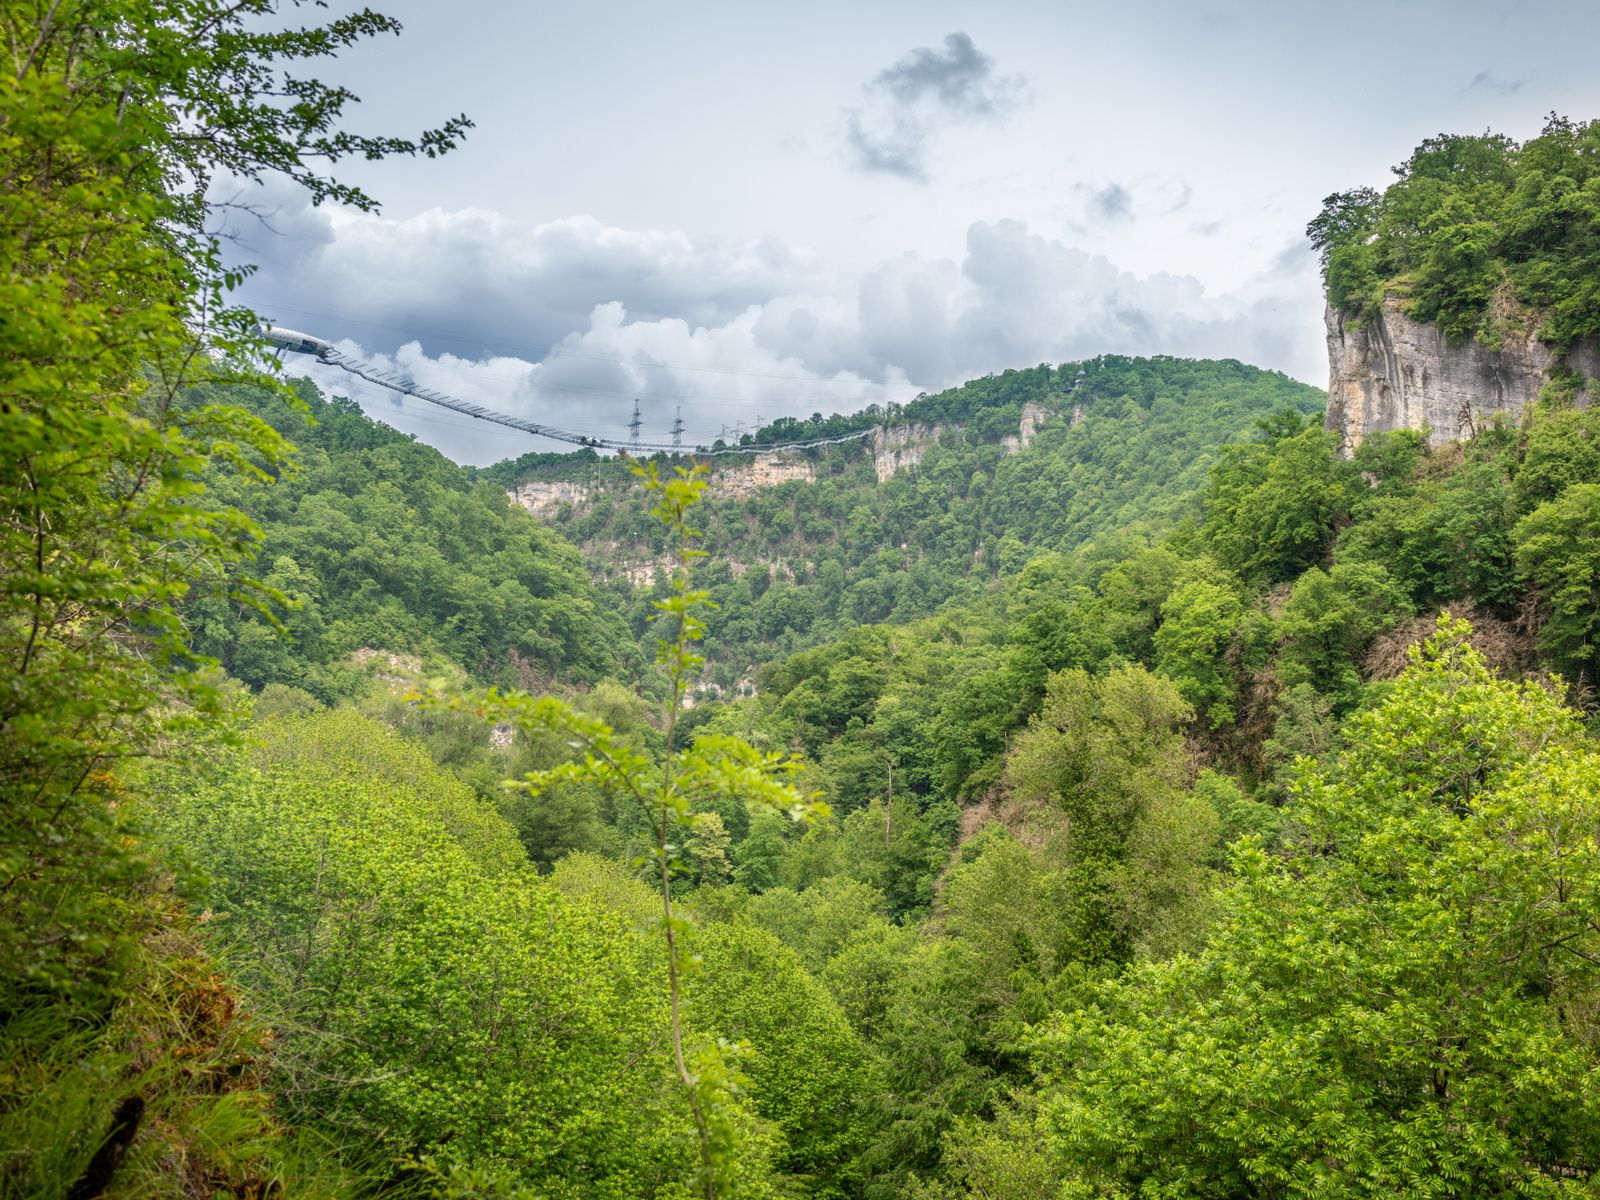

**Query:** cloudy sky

left=232, top=0, right=1600, bottom=465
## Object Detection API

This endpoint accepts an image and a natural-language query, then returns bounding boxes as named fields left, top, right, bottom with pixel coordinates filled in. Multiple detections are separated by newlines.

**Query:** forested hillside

left=10, top=4, right=1600, bottom=1197
left=188, top=379, right=634, bottom=700
left=0, top=2, right=478, bottom=1195
left=153, top=380, right=1600, bottom=1198
left=521, top=357, right=1322, bottom=685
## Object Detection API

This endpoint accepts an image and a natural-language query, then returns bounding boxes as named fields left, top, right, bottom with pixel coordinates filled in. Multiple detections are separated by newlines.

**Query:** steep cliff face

left=871, top=421, right=945, bottom=483
left=510, top=404, right=1055, bottom=514
left=1325, top=297, right=1600, bottom=451
left=510, top=479, right=592, bottom=517
left=704, top=454, right=815, bottom=499
left=1001, top=401, right=1050, bottom=453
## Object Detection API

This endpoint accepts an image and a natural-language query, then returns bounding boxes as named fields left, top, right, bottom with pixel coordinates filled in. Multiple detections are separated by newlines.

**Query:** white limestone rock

left=1324, top=296, right=1599, bottom=452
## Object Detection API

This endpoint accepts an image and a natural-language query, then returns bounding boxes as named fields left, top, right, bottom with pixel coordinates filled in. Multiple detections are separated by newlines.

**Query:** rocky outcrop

left=1001, top=401, right=1050, bottom=453
left=871, top=422, right=945, bottom=483
left=508, top=454, right=814, bottom=516
left=874, top=403, right=1051, bottom=479
left=683, top=670, right=758, bottom=709
left=1325, top=297, right=1599, bottom=451
left=704, top=454, right=815, bottom=499
left=512, top=403, right=1057, bottom=512
left=618, top=560, right=664, bottom=588
left=510, top=479, right=592, bottom=517
left=606, top=555, right=794, bottom=590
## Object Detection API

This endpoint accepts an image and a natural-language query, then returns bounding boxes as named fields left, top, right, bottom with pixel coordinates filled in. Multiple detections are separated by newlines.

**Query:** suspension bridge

left=261, top=326, right=879, bottom=457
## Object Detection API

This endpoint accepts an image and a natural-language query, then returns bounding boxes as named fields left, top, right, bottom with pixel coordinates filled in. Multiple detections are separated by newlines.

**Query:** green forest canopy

left=189, top=379, right=634, bottom=700
left=1310, top=114, right=1600, bottom=350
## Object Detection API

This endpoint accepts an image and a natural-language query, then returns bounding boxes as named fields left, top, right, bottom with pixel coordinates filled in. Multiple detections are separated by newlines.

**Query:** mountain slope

left=188, top=379, right=636, bottom=699
left=506, top=356, right=1324, bottom=687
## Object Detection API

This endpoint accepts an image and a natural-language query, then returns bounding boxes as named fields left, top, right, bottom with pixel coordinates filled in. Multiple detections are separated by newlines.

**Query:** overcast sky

left=231, top=0, right=1600, bottom=465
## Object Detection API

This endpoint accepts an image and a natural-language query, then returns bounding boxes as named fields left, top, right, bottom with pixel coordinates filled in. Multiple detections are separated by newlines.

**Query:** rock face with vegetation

left=870, top=420, right=947, bottom=482
left=1312, top=115, right=1600, bottom=450
left=705, top=453, right=818, bottom=498
left=510, top=478, right=595, bottom=516
left=1325, top=296, right=1600, bottom=449
left=516, top=358, right=1323, bottom=689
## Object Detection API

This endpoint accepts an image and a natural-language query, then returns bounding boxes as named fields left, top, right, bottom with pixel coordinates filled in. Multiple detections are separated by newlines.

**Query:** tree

left=1152, top=577, right=1249, bottom=726
left=1514, top=405, right=1600, bottom=515
left=157, top=710, right=739, bottom=1196
left=691, top=921, right=879, bottom=1199
left=1203, top=422, right=1358, bottom=584
left=973, top=620, right=1600, bottom=1197
left=1308, top=186, right=1383, bottom=318
left=1, top=0, right=469, bottom=966
left=1, top=7, right=467, bottom=1189
left=1092, top=545, right=1184, bottom=663
left=431, top=462, right=826, bottom=1200
left=1276, top=560, right=1411, bottom=711
left=1337, top=459, right=1519, bottom=609
left=1314, top=118, right=1600, bottom=351
left=189, top=383, right=631, bottom=694
left=1516, top=483, right=1600, bottom=686
left=1006, top=665, right=1212, bottom=965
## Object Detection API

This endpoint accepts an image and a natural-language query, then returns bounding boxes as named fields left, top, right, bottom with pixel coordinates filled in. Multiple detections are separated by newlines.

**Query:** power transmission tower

left=671, top=406, right=684, bottom=448
left=628, top=399, right=642, bottom=448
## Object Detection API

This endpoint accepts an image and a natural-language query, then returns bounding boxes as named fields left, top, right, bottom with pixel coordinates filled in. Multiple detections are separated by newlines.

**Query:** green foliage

left=189, top=382, right=631, bottom=698
left=1202, top=416, right=1359, bottom=584
left=0, top=892, right=366, bottom=1200
left=1, top=3, right=466, bottom=1194
left=1192, top=768, right=1282, bottom=857
left=643, top=368, right=1600, bottom=1194
left=1152, top=575, right=1255, bottom=727
left=1514, top=402, right=1600, bottom=514
left=1276, top=560, right=1411, bottom=711
left=1313, top=117, right=1600, bottom=351
left=794, top=798, right=962, bottom=920
left=953, top=622, right=1600, bottom=1196
left=490, top=679, right=661, bottom=871
left=156, top=711, right=706, bottom=1196
left=1338, top=455, right=1521, bottom=609
left=1006, top=666, right=1214, bottom=965
left=532, top=357, right=1321, bottom=676
left=16, top=34, right=1600, bottom=1196
left=430, top=461, right=828, bottom=1199
left=1516, top=482, right=1600, bottom=685
left=1260, top=682, right=1342, bottom=802
left=691, top=922, right=879, bottom=1199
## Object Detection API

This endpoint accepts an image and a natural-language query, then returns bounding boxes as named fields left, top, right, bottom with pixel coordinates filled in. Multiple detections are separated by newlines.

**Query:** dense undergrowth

left=146, top=374, right=1600, bottom=1198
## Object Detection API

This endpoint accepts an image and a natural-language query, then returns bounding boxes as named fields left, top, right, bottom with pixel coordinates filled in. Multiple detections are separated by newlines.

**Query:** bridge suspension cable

left=261, top=326, right=879, bottom=457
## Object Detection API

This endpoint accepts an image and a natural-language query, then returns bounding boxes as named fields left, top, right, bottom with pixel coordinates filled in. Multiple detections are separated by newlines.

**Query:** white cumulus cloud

left=246, top=197, right=1324, bottom=466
